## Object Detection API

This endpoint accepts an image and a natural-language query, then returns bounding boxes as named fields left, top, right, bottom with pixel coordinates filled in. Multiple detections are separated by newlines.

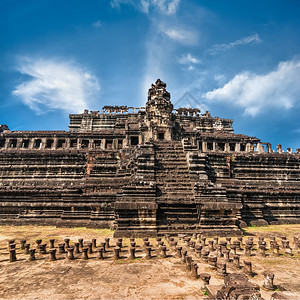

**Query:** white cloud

left=179, top=53, right=200, bottom=65
left=110, top=0, right=180, bottom=15
left=208, top=33, right=261, bottom=55
left=12, top=57, right=100, bottom=114
left=92, top=20, right=102, bottom=28
left=160, top=27, right=198, bottom=45
left=204, top=59, right=300, bottom=116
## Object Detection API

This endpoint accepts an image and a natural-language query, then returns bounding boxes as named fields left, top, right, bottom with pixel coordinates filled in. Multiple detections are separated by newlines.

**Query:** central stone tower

left=145, top=79, right=173, bottom=141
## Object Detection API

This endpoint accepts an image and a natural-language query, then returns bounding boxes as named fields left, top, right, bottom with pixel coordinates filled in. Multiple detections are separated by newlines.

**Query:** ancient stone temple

left=0, top=79, right=299, bottom=237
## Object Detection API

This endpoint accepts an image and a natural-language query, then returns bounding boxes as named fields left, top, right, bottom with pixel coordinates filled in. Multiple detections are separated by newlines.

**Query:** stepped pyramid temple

left=0, top=79, right=299, bottom=236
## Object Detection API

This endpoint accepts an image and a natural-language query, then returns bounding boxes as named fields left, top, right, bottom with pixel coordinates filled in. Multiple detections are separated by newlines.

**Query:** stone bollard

left=24, top=243, right=30, bottom=254
left=66, top=247, right=74, bottom=260
left=176, top=246, right=182, bottom=258
left=28, top=249, right=36, bottom=261
left=49, top=239, right=55, bottom=249
left=117, top=238, right=123, bottom=247
left=217, top=261, right=227, bottom=276
left=226, top=237, right=232, bottom=245
left=245, top=244, right=252, bottom=257
left=216, top=245, right=223, bottom=258
left=35, top=239, right=42, bottom=247
left=273, top=243, right=280, bottom=256
left=82, top=247, right=89, bottom=260
left=8, top=243, right=16, bottom=250
left=39, top=243, right=47, bottom=254
left=64, top=238, right=70, bottom=248
left=200, top=273, right=211, bottom=290
left=223, top=249, right=230, bottom=262
left=97, top=247, right=104, bottom=260
left=262, top=271, right=275, bottom=290
left=237, top=237, right=243, bottom=247
left=213, top=237, right=219, bottom=246
left=160, top=245, right=167, bottom=258
left=201, top=249, right=210, bottom=262
left=191, top=262, right=199, bottom=279
left=20, top=240, right=26, bottom=250
left=181, top=249, right=187, bottom=262
left=105, top=238, right=110, bottom=248
left=208, top=240, right=214, bottom=252
left=74, top=242, right=80, bottom=254
left=243, top=260, right=253, bottom=276
left=285, top=247, right=293, bottom=256
left=114, top=247, right=120, bottom=260
left=129, top=247, right=136, bottom=259
left=58, top=243, right=66, bottom=254
left=195, top=244, right=202, bottom=258
left=9, top=249, right=17, bottom=262
left=49, top=249, right=57, bottom=261
left=145, top=247, right=152, bottom=259
left=78, top=238, right=84, bottom=248
left=87, top=242, right=93, bottom=254
left=100, top=242, right=106, bottom=253
left=230, top=244, right=237, bottom=255
left=92, top=239, right=97, bottom=248
left=185, top=256, right=192, bottom=271
left=233, top=255, right=240, bottom=268
left=259, top=243, right=266, bottom=257
left=207, top=255, right=217, bottom=268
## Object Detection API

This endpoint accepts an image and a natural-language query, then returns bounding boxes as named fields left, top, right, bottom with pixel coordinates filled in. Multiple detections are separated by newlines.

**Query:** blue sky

left=0, top=0, right=299, bottom=151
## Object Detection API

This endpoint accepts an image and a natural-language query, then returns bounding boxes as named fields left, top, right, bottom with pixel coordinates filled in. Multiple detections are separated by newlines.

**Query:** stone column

left=191, top=262, right=199, bottom=279
left=233, top=255, right=240, bottom=268
left=64, top=238, right=70, bottom=248
left=28, top=249, right=36, bottom=261
left=105, top=238, right=110, bottom=248
left=58, top=243, right=66, bottom=254
left=160, top=245, right=167, bottom=258
left=208, top=255, right=217, bottom=269
left=74, top=242, right=80, bottom=254
left=145, top=247, right=152, bottom=259
left=24, top=244, right=30, bottom=254
left=176, top=246, right=182, bottom=258
left=49, top=249, right=57, bottom=261
left=217, top=261, right=227, bottom=276
left=49, top=239, right=55, bottom=249
left=262, top=271, right=275, bottom=290
left=129, top=247, right=136, bottom=259
left=87, top=242, right=93, bottom=254
left=200, top=273, right=211, bottom=290
left=9, top=249, right=17, bottom=262
left=97, top=247, right=104, bottom=260
left=78, top=238, right=84, bottom=248
left=243, top=260, right=253, bottom=276
left=66, top=248, right=74, bottom=260
left=114, top=247, right=120, bottom=260
left=20, top=240, right=26, bottom=250
left=82, top=247, right=89, bottom=260
left=39, top=243, right=47, bottom=254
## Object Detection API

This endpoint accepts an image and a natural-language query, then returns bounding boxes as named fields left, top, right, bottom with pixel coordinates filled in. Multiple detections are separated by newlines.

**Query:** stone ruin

left=0, top=79, right=299, bottom=237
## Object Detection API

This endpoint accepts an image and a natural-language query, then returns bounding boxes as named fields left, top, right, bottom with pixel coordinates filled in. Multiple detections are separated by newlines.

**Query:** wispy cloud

left=160, top=26, right=198, bottom=45
left=178, top=53, right=200, bottom=71
left=110, top=0, right=180, bottom=15
left=92, top=20, right=102, bottom=28
left=208, top=33, right=261, bottom=55
left=12, top=57, right=100, bottom=114
left=204, top=59, right=300, bottom=116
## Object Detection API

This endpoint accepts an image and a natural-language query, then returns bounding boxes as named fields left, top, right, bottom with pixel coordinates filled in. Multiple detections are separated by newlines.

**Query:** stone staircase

left=154, top=140, right=198, bottom=233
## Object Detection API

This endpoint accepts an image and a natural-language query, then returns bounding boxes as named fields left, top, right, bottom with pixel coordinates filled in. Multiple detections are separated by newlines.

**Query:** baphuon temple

left=0, top=79, right=299, bottom=237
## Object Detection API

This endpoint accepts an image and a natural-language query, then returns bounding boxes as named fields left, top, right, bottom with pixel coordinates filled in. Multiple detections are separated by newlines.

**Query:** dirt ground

left=0, top=225, right=299, bottom=299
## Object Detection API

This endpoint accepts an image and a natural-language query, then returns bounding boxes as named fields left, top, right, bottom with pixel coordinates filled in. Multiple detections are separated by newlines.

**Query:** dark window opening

left=94, top=140, right=101, bottom=148
left=105, top=140, right=113, bottom=149
left=57, top=139, right=65, bottom=148
left=9, top=139, right=17, bottom=148
left=118, top=139, right=123, bottom=149
left=70, top=139, right=77, bottom=148
left=229, top=143, right=235, bottom=151
left=158, top=132, right=165, bottom=140
left=207, top=142, right=213, bottom=151
left=22, top=139, right=29, bottom=148
left=240, top=144, right=246, bottom=151
left=33, top=139, right=41, bottom=148
left=130, top=136, right=139, bottom=146
left=217, top=142, right=225, bottom=151
left=45, top=139, right=53, bottom=148
left=198, top=141, right=203, bottom=151
left=81, top=140, right=89, bottom=149
left=0, top=139, right=5, bottom=148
